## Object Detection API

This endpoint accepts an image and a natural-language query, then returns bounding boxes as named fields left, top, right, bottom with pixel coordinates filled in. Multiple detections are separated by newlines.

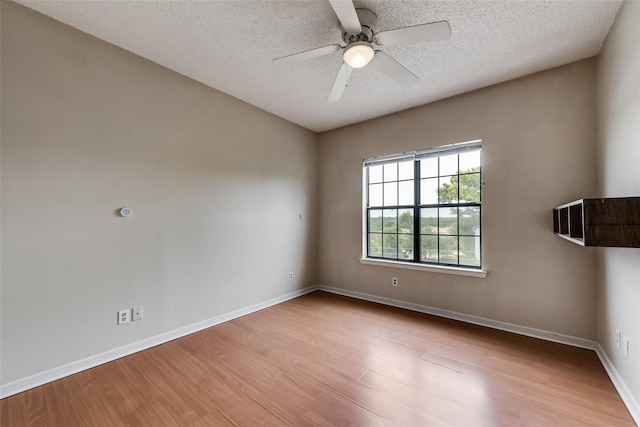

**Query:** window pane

left=420, top=178, right=438, bottom=205
left=368, top=233, right=382, bottom=257
left=439, top=207, right=458, bottom=235
left=398, top=209, right=414, bottom=234
left=420, top=208, right=438, bottom=234
left=459, top=207, right=480, bottom=235
left=460, top=150, right=481, bottom=171
left=398, top=180, right=414, bottom=205
left=368, top=209, right=383, bottom=232
left=459, top=236, right=480, bottom=267
left=383, top=209, right=397, bottom=233
left=420, top=158, right=438, bottom=178
left=440, top=154, right=458, bottom=176
left=383, top=234, right=398, bottom=259
left=369, top=165, right=383, bottom=183
left=383, top=182, right=397, bottom=206
left=398, top=161, right=414, bottom=180
left=439, top=175, right=458, bottom=204
left=420, top=235, right=438, bottom=262
left=369, top=183, right=383, bottom=207
left=365, top=146, right=481, bottom=269
left=458, top=173, right=480, bottom=203
left=383, top=163, right=397, bottom=182
left=439, top=236, right=458, bottom=264
left=398, top=234, right=413, bottom=260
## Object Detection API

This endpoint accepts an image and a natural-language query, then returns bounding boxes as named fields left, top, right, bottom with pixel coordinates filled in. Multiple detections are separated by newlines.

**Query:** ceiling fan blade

left=376, top=20, right=451, bottom=46
left=273, top=44, right=341, bottom=67
left=327, top=62, right=353, bottom=102
left=328, top=0, right=361, bottom=35
left=371, top=51, right=418, bottom=88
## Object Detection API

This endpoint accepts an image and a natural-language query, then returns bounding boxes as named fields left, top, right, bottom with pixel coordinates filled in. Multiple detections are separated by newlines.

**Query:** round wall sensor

left=119, top=207, right=132, bottom=217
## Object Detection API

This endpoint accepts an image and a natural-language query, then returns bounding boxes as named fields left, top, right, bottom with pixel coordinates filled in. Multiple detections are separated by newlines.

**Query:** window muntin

left=365, top=142, right=481, bottom=268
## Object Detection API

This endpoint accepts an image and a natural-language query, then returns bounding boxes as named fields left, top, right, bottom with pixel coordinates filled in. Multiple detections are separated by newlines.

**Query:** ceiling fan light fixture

left=343, top=42, right=375, bottom=68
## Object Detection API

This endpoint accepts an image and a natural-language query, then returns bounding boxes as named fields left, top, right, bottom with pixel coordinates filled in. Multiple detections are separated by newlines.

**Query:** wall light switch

left=623, top=336, right=630, bottom=358
left=132, top=306, right=143, bottom=321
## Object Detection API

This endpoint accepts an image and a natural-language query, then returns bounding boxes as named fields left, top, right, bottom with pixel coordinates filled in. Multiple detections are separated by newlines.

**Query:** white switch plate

left=623, top=336, right=630, bottom=358
left=118, top=309, right=130, bottom=325
left=132, top=306, right=143, bottom=321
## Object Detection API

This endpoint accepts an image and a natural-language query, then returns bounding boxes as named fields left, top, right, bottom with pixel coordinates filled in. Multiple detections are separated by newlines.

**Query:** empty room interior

left=1, top=0, right=639, bottom=425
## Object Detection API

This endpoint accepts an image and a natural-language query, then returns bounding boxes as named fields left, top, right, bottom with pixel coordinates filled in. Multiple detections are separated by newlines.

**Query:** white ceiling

left=16, top=0, right=622, bottom=133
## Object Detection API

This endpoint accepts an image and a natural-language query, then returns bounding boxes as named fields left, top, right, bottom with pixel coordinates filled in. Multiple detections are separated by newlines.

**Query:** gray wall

left=1, top=2, right=317, bottom=383
left=317, top=60, right=598, bottom=339
left=596, top=0, right=640, bottom=405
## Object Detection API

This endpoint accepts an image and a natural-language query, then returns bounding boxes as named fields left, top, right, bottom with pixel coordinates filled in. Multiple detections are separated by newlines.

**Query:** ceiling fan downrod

left=341, top=8, right=377, bottom=44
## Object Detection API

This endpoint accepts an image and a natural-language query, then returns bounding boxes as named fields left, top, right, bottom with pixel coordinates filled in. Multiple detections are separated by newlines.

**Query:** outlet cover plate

left=118, top=309, right=130, bottom=325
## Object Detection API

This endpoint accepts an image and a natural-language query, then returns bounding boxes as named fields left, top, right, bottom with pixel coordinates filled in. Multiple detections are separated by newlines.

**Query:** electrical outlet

left=132, top=306, right=143, bottom=321
left=616, top=329, right=621, bottom=348
left=118, top=309, right=130, bottom=325
left=290, top=272, right=294, bottom=280
left=392, top=277, right=398, bottom=287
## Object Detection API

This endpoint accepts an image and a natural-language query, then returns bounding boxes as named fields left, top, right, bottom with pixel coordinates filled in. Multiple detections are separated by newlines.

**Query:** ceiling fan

left=273, top=0, right=451, bottom=102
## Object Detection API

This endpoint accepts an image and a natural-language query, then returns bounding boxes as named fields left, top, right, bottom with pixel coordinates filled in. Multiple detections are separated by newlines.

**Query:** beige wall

left=596, top=0, right=640, bottom=404
left=317, top=60, right=598, bottom=339
left=0, top=2, right=317, bottom=383
left=3, top=0, right=633, bottom=403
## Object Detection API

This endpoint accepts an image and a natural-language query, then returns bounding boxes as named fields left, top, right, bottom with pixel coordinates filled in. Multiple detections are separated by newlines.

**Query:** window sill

left=359, top=258, right=488, bottom=278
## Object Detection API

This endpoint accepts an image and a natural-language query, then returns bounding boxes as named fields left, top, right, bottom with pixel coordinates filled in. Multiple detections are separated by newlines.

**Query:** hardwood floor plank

left=0, top=291, right=634, bottom=426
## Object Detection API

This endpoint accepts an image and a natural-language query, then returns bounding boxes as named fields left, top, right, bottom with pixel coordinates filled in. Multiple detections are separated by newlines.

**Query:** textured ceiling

left=16, top=0, right=622, bottom=132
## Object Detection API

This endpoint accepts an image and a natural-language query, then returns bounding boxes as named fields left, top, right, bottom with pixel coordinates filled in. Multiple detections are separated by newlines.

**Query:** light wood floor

left=1, top=291, right=634, bottom=426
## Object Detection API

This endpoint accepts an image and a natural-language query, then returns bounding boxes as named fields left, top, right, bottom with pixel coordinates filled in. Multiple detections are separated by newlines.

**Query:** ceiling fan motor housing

left=342, top=8, right=377, bottom=43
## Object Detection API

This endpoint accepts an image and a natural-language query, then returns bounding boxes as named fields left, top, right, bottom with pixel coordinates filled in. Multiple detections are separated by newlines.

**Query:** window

left=364, top=140, right=482, bottom=268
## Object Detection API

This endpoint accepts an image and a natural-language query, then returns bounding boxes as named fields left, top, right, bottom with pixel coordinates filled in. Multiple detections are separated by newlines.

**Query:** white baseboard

left=594, top=343, right=640, bottom=425
left=0, top=286, right=317, bottom=399
left=317, top=285, right=596, bottom=349
left=3, top=284, right=639, bottom=426
left=316, top=285, right=639, bottom=426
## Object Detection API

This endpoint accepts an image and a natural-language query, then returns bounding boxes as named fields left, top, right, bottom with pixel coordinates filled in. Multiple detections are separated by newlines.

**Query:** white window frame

left=361, top=140, right=487, bottom=278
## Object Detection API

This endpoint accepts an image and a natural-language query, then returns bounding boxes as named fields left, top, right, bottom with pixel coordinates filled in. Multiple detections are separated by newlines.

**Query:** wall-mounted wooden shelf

left=553, top=197, right=640, bottom=247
